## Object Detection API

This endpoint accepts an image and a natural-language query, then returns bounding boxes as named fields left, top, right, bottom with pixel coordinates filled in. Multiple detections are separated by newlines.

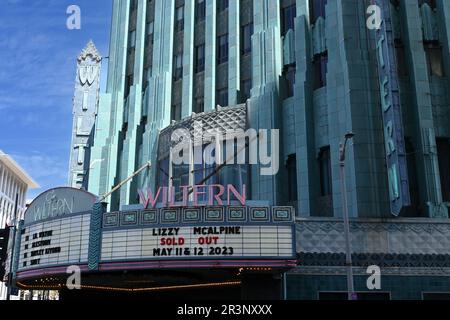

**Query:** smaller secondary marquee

left=17, top=187, right=96, bottom=273
left=19, top=215, right=90, bottom=270
left=24, top=187, right=97, bottom=225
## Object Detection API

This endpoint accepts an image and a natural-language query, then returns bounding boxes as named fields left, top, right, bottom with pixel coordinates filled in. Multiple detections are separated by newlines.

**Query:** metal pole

left=99, top=161, right=151, bottom=203
left=339, top=136, right=355, bottom=301
left=6, top=193, right=19, bottom=301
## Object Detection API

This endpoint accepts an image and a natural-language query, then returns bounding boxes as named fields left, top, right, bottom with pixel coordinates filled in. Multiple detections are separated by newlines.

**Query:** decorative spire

left=78, top=40, right=102, bottom=62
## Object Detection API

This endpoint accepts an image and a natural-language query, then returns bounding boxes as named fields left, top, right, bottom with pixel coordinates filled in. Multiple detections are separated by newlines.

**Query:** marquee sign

left=15, top=188, right=96, bottom=274
left=15, top=200, right=296, bottom=279
left=374, top=0, right=410, bottom=216
left=102, top=225, right=293, bottom=261
left=24, top=187, right=97, bottom=225
left=100, top=206, right=295, bottom=267
left=18, top=214, right=91, bottom=272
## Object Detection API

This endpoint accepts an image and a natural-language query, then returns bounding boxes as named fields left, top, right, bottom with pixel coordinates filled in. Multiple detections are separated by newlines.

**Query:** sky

left=0, top=0, right=112, bottom=200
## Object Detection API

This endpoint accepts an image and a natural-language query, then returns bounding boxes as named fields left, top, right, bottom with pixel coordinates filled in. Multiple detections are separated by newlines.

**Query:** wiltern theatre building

left=11, top=0, right=450, bottom=300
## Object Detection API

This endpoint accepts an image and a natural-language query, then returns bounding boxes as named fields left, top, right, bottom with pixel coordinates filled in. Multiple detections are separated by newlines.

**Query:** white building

left=0, top=150, right=39, bottom=300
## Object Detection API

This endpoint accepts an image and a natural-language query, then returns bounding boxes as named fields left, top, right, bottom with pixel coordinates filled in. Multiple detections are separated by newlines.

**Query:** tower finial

left=78, top=40, right=102, bottom=62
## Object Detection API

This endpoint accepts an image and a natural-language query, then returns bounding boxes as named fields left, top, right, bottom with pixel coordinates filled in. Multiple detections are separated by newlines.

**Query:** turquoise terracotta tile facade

left=84, top=0, right=450, bottom=299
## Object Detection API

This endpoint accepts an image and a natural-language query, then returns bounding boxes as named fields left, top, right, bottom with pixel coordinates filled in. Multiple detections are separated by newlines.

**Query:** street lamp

left=339, top=132, right=355, bottom=300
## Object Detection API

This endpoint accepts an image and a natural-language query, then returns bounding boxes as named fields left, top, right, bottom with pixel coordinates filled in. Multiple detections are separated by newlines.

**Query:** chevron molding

left=88, top=202, right=106, bottom=271
left=296, top=219, right=450, bottom=255
left=289, top=266, right=450, bottom=277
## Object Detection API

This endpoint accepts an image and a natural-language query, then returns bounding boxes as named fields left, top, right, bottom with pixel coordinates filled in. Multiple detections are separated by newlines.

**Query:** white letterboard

left=18, top=215, right=91, bottom=271
left=101, top=226, right=293, bottom=261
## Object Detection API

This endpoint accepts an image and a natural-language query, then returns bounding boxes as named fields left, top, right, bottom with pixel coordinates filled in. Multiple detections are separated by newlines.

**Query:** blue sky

left=0, top=0, right=112, bottom=200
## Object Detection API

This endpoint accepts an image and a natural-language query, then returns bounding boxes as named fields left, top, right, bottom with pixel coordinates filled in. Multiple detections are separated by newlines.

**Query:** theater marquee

left=18, top=214, right=91, bottom=271
left=16, top=187, right=96, bottom=275
left=14, top=188, right=296, bottom=282
left=99, top=206, right=296, bottom=269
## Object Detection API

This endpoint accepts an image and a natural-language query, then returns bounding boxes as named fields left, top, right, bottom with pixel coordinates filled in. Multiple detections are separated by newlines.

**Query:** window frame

left=424, top=41, right=445, bottom=78
left=196, top=0, right=206, bottom=22
left=216, top=88, right=229, bottom=107
left=217, top=0, right=229, bottom=13
left=175, top=5, right=185, bottom=32
left=217, top=34, right=229, bottom=64
left=195, top=44, right=205, bottom=73
left=318, top=146, right=332, bottom=197
left=240, top=78, right=252, bottom=102
left=241, top=23, right=254, bottom=55
left=282, top=4, right=297, bottom=36
left=309, top=0, right=327, bottom=25
left=171, top=103, right=182, bottom=121
left=313, top=52, right=328, bottom=89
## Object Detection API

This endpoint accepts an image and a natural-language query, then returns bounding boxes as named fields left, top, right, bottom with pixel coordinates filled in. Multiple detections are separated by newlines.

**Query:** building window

left=437, top=138, right=450, bottom=202
left=404, top=137, right=422, bottom=217
left=424, top=41, right=444, bottom=77
left=309, top=0, right=327, bottom=24
left=130, top=0, right=138, bottom=11
left=146, top=21, right=154, bottom=43
left=196, top=0, right=206, bottom=22
left=173, top=54, right=183, bottom=81
left=217, top=155, right=248, bottom=202
left=143, top=67, right=152, bottom=90
left=193, top=146, right=219, bottom=188
left=217, top=88, right=228, bottom=107
left=171, top=103, right=181, bottom=121
left=217, top=0, right=229, bottom=12
left=240, top=79, right=252, bottom=102
left=172, top=163, right=190, bottom=201
left=419, top=0, right=437, bottom=9
left=157, top=158, right=170, bottom=189
left=283, top=66, right=296, bottom=98
left=395, top=39, right=408, bottom=77
left=282, top=4, right=296, bottom=36
left=175, top=5, right=184, bottom=32
left=194, top=97, right=204, bottom=113
left=195, top=44, right=205, bottom=73
left=217, top=34, right=229, bottom=64
left=190, top=144, right=246, bottom=204
left=241, top=23, right=254, bottom=55
left=313, top=52, right=328, bottom=89
left=286, top=155, right=298, bottom=202
left=319, top=146, right=332, bottom=197
left=125, top=74, right=133, bottom=98
left=128, top=30, right=136, bottom=48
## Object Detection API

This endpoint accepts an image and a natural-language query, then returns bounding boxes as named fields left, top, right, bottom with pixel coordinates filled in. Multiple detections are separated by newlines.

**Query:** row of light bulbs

left=18, top=281, right=242, bottom=292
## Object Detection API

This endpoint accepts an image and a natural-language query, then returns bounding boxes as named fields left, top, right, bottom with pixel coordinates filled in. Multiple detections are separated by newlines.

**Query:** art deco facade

left=87, top=0, right=450, bottom=299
